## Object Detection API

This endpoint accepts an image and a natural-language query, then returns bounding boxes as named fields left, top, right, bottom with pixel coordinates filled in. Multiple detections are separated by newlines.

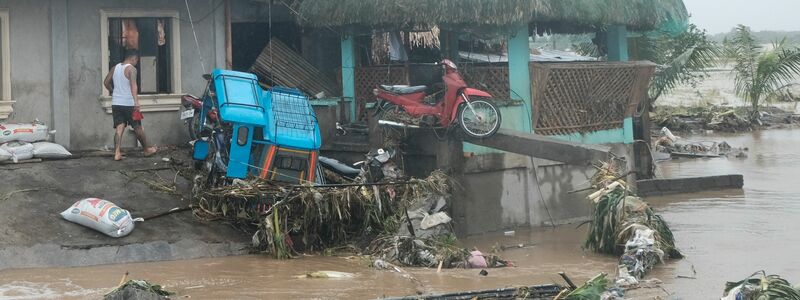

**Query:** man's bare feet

left=114, top=153, right=123, bottom=161
left=143, top=146, right=158, bottom=157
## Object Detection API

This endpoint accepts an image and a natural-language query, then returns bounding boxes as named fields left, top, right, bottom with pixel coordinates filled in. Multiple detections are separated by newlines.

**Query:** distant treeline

left=710, top=30, right=800, bottom=45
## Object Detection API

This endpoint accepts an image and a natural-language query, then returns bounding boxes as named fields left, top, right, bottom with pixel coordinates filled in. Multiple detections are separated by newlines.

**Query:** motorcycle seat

left=380, top=85, right=427, bottom=94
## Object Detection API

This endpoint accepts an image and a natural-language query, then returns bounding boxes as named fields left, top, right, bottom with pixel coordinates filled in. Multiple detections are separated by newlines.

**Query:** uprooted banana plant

left=584, top=162, right=681, bottom=285
left=724, top=271, right=800, bottom=300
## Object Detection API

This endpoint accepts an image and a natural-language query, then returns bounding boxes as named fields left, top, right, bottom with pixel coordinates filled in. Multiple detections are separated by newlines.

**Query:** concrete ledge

left=637, top=174, right=744, bottom=197
left=0, top=240, right=247, bottom=270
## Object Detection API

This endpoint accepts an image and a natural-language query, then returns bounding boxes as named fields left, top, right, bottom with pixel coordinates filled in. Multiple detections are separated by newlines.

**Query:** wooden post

left=224, top=0, right=232, bottom=69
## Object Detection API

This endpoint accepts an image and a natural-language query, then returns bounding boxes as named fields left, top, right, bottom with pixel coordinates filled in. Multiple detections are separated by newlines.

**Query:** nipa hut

left=297, top=0, right=686, bottom=140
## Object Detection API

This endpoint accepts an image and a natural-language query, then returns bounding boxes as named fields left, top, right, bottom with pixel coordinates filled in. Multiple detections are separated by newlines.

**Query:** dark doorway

left=232, top=22, right=302, bottom=72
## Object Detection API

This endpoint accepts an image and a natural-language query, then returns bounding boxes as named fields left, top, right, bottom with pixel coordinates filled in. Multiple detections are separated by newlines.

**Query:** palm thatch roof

left=297, top=0, right=688, bottom=34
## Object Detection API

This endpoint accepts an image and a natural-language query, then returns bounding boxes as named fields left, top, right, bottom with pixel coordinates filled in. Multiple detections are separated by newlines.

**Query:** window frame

left=99, top=9, right=182, bottom=113
left=0, top=9, right=13, bottom=119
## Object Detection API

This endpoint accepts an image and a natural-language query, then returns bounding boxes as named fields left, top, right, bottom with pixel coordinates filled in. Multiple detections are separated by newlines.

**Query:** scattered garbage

left=478, top=269, right=488, bottom=276
left=294, top=271, right=355, bottom=279
left=0, top=141, right=34, bottom=163
left=60, top=198, right=139, bottom=238
left=0, top=121, right=49, bottom=143
left=468, top=250, right=488, bottom=269
left=31, top=142, right=72, bottom=159
left=104, top=279, right=174, bottom=300
left=722, top=271, right=800, bottom=300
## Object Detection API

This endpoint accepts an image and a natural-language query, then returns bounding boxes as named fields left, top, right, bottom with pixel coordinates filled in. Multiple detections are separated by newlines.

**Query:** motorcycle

left=373, top=59, right=502, bottom=139
left=180, top=74, right=220, bottom=141
left=318, top=148, right=401, bottom=184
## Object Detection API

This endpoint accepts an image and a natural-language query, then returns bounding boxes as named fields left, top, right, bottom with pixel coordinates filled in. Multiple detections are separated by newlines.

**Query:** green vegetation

left=724, top=271, right=800, bottom=299
left=724, top=25, right=800, bottom=120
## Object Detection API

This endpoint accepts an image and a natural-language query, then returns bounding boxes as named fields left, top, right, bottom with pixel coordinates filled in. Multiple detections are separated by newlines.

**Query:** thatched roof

left=297, top=0, right=688, bottom=34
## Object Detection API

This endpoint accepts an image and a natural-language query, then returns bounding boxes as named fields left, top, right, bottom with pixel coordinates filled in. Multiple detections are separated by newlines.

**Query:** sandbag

left=60, top=198, right=137, bottom=238
left=0, top=122, right=49, bottom=143
left=0, top=147, right=10, bottom=161
left=0, top=141, right=34, bottom=163
left=32, top=142, right=71, bottom=158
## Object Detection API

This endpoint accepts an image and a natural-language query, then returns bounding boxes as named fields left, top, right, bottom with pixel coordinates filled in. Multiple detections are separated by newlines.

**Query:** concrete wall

left=3, top=0, right=52, bottom=126
left=454, top=144, right=634, bottom=236
left=66, top=0, right=223, bottom=150
left=0, top=0, right=224, bottom=150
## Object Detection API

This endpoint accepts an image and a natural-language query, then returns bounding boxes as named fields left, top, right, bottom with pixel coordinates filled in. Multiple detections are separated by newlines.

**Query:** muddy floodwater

left=1, top=129, right=799, bottom=299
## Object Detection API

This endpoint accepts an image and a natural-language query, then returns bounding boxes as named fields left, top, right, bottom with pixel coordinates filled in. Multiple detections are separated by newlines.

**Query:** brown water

left=1, top=129, right=799, bottom=299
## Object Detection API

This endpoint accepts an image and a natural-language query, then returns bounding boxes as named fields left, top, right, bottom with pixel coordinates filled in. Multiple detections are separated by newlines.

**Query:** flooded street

left=647, top=128, right=800, bottom=298
left=2, top=129, right=799, bottom=299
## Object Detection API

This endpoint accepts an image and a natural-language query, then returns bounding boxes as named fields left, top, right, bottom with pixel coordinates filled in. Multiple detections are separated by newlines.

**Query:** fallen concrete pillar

left=466, top=129, right=611, bottom=165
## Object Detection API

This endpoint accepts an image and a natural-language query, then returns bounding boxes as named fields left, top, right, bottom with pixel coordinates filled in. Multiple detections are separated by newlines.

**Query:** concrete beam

left=466, top=129, right=611, bottom=165
left=50, top=0, right=70, bottom=147
left=637, top=174, right=744, bottom=197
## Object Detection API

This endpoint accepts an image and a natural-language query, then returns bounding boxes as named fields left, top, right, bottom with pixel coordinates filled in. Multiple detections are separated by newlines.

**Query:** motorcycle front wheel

left=186, top=111, right=202, bottom=141
left=457, top=97, right=501, bottom=139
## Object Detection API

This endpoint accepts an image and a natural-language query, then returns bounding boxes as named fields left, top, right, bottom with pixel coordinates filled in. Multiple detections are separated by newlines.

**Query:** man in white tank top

left=103, top=49, right=157, bottom=161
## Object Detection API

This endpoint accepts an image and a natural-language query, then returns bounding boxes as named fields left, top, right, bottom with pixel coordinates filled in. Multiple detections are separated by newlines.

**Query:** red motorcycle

left=180, top=74, right=219, bottom=140
left=373, top=59, right=501, bottom=138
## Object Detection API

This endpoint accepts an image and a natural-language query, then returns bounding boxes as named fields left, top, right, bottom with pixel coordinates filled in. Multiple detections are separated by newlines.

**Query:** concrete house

left=0, top=0, right=264, bottom=150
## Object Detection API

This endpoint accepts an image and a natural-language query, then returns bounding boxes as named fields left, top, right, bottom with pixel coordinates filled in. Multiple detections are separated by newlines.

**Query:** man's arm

left=103, top=65, right=115, bottom=93
left=126, top=65, right=140, bottom=110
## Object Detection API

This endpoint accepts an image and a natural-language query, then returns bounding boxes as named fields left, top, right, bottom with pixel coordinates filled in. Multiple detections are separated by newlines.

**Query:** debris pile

left=655, top=127, right=748, bottom=159
left=104, top=280, right=174, bottom=300
left=193, top=169, right=505, bottom=268
left=652, top=105, right=800, bottom=133
left=722, top=271, right=800, bottom=300
left=584, top=162, right=681, bottom=289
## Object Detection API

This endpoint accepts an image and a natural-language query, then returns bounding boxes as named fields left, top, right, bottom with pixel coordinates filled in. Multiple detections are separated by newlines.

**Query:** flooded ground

left=1, top=129, right=799, bottom=299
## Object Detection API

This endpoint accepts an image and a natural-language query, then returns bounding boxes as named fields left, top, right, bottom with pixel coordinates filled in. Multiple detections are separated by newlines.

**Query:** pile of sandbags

left=0, top=120, right=70, bottom=163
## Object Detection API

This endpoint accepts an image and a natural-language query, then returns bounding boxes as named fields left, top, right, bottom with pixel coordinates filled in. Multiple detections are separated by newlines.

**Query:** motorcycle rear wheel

left=457, top=97, right=501, bottom=139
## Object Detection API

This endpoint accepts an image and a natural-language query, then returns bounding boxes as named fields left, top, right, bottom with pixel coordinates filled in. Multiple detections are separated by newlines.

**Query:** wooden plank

left=249, top=38, right=338, bottom=97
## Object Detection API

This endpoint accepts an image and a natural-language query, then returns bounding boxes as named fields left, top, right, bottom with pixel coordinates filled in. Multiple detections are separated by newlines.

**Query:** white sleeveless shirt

left=111, top=63, right=135, bottom=106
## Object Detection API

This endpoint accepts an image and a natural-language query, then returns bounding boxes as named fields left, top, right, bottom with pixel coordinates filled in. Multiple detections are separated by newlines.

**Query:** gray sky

left=683, top=0, right=800, bottom=33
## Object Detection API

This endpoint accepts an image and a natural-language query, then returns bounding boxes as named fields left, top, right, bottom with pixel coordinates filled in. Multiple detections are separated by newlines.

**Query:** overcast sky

left=683, top=0, right=800, bottom=33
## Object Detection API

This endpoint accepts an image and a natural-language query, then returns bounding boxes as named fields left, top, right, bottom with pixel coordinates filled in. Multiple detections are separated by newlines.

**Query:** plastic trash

left=294, top=271, right=355, bottom=279
left=32, top=142, right=72, bottom=159
left=0, top=141, right=34, bottom=163
left=60, top=198, right=139, bottom=238
left=420, top=212, right=452, bottom=230
left=0, top=121, right=49, bottom=143
left=468, top=250, right=488, bottom=268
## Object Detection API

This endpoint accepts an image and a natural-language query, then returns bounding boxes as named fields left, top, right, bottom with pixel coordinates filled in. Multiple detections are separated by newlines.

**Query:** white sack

left=0, top=141, right=34, bottom=163
left=0, top=147, right=11, bottom=161
left=60, top=198, right=137, bottom=238
left=32, top=142, right=72, bottom=158
left=0, top=122, right=49, bottom=143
